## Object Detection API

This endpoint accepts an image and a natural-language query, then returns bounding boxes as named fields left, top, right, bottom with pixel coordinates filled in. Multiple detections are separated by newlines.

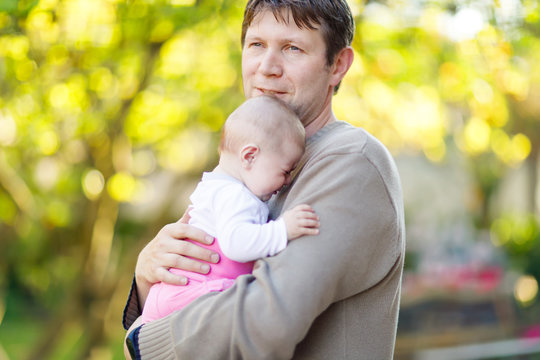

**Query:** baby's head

left=219, top=96, right=305, bottom=201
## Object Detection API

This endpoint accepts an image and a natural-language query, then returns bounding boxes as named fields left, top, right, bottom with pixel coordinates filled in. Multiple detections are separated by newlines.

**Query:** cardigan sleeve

left=134, top=144, right=403, bottom=359
left=122, top=275, right=141, bottom=330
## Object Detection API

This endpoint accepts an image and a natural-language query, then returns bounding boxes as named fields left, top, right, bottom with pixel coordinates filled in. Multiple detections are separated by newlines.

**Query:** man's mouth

left=256, top=88, right=287, bottom=96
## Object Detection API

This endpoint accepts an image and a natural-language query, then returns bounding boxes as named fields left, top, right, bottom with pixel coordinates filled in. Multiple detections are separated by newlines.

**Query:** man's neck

left=304, top=107, right=337, bottom=139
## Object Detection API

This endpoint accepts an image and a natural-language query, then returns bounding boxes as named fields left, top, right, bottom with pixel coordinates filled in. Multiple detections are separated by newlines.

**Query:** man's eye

left=289, top=45, right=301, bottom=51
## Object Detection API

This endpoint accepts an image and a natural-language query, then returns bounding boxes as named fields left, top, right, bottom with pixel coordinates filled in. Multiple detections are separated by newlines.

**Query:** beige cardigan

left=123, top=120, right=405, bottom=359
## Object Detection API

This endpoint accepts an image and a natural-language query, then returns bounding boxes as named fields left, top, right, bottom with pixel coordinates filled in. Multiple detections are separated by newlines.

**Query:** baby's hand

left=281, top=204, right=320, bottom=240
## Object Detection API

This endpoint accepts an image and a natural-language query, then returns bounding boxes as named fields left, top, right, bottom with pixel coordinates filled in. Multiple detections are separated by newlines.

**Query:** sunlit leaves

left=374, top=48, right=406, bottom=77
left=107, top=171, right=136, bottom=202
left=514, top=274, right=538, bottom=306
left=148, top=18, right=172, bottom=42
left=491, top=213, right=539, bottom=252
left=345, top=0, right=540, bottom=173
left=170, top=0, right=197, bottom=5
left=26, top=6, right=59, bottom=46
left=158, top=32, right=197, bottom=77
left=156, top=127, right=213, bottom=173
left=501, top=67, right=530, bottom=101
left=89, top=67, right=119, bottom=99
left=59, top=0, right=119, bottom=49
left=157, top=28, right=238, bottom=88
left=45, top=199, right=71, bottom=227
left=47, top=75, right=90, bottom=114
left=82, top=169, right=104, bottom=200
left=131, top=149, right=156, bottom=176
left=1, top=35, right=29, bottom=59
left=34, top=157, right=61, bottom=190
left=125, top=88, right=189, bottom=145
left=439, top=61, right=467, bottom=102
left=511, top=133, right=532, bottom=161
left=0, top=111, right=16, bottom=146
left=462, top=117, right=491, bottom=154
left=338, top=75, right=447, bottom=161
left=0, top=192, right=16, bottom=225
left=491, top=213, right=540, bottom=298
left=459, top=117, right=531, bottom=165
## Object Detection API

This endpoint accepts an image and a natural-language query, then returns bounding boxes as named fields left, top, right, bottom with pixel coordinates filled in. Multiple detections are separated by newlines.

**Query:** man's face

left=241, top=10, right=335, bottom=127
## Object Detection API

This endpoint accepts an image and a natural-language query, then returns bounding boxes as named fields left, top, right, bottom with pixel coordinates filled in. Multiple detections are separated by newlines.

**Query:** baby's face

left=244, top=142, right=304, bottom=201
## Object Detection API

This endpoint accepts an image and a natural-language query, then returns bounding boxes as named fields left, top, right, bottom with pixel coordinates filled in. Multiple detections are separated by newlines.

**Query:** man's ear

left=240, top=144, right=259, bottom=168
left=330, top=46, right=354, bottom=88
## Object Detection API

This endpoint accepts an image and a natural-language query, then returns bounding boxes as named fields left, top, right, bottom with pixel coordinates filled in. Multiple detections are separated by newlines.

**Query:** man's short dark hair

left=241, top=0, right=355, bottom=92
left=241, top=0, right=355, bottom=67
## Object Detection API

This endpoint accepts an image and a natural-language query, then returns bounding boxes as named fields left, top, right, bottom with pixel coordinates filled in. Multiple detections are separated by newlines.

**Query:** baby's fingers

left=298, top=210, right=320, bottom=222
left=302, top=228, right=320, bottom=235
left=298, top=216, right=320, bottom=228
left=292, top=204, right=316, bottom=213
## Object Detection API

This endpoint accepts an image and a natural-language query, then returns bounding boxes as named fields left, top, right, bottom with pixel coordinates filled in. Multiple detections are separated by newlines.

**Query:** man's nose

left=259, top=49, right=283, bottom=77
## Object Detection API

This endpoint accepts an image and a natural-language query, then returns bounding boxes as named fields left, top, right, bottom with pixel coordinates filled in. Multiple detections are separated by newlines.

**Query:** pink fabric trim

left=141, top=238, right=254, bottom=323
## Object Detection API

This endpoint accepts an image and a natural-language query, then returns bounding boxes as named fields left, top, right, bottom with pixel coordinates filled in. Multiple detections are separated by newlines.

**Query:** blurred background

left=0, top=0, right=539, bottom=359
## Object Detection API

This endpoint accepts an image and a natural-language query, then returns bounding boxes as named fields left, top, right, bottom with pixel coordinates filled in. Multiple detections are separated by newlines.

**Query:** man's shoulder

left=308, top=121, right=392, bottom=163
left=305, top=121, right=401, bottom=194
left=310, top=120, right=365, bottom=146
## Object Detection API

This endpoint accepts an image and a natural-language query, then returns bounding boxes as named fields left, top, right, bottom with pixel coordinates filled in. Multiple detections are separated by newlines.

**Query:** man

left=124, top=0, right=405, bottom=359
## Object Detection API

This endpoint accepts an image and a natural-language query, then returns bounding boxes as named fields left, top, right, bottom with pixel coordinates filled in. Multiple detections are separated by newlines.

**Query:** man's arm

left=134, top=147, right=403, bottom=359
left=122, top=218, right=219, bottom=330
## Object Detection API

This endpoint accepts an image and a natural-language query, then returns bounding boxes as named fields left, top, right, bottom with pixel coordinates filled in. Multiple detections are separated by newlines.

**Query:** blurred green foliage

left=491, top=214, right=540, bottom=282
left=0, top=0, right=539, bottom=359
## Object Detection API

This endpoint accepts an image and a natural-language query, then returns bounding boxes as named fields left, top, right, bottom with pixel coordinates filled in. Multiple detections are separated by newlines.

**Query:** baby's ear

left=240, top=144, right=259, bottom=168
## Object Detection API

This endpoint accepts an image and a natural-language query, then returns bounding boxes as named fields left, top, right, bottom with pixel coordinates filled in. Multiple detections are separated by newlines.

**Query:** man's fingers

left=166, top=221, right=214, bottom=245
left=156, top=266, right=188, bottom=286
left=163, top=239, right=219, bottom=264
left=162, top=252, right=213, bottom=274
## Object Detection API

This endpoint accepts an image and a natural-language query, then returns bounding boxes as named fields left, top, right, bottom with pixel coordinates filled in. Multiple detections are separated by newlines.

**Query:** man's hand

left=280, top=204, right=320, bottom=240
left=134, top=212, right=220, bottom=307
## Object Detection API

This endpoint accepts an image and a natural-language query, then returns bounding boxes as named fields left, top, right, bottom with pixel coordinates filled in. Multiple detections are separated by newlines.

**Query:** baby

left=141, top=96, right=320, bottom=323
